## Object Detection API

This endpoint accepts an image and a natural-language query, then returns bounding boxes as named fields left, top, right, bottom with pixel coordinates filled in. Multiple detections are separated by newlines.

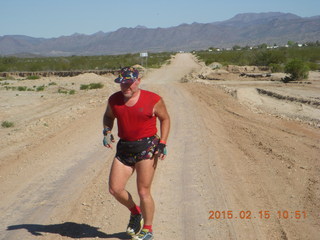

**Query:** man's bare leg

left=109, top=158, right=144, bottom=236
left=135, top=158, right=156, bottom=226
left=109, top=158, right=135, bottom=208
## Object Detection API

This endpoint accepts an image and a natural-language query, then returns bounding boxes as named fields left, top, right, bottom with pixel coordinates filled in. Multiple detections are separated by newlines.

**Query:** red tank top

left=109, top=89, right=161, bottom=141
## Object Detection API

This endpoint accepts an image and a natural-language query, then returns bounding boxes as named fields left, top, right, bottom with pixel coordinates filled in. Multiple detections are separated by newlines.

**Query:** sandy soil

left=0, top=53, right=319, bottom=240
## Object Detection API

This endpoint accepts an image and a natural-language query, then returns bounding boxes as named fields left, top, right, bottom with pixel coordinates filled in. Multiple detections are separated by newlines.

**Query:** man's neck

left=124, top=89, right=141, bottom=105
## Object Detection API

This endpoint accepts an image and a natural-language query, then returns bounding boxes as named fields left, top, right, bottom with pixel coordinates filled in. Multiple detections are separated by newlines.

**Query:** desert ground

left=0, top=53, right=319, bottom=240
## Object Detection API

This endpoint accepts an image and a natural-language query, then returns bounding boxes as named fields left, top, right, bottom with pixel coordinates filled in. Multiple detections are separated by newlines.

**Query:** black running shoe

left=126, top=213, right=143, bottom=236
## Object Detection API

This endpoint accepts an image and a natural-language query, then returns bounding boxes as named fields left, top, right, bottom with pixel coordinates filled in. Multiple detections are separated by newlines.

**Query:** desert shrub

left=48, top=82, right=57, bottom=86
left=58, top=89, right=76, bottom=94
left=80, top=83, right=104, bottom=90
left=89, top=82, right=104, bottom=89
left=36, top=85, right=46, bottom=91
left=284, top=59, right=309, bottom=81
left=197, top=50, right=252, bottom=66
left=17, top=86, right=27, bottom=91
left=26, top=75, right=40, bottom=80
left=1, top=121, right=14, bottom=128
left=307, top=62, right=319, bottom=71
left=80, top=84, right=89, bottom=90
left=269, top=63, right=284, bottom=73
left=253, top=50, right=286, bottom=66
left=58, top=89, right=68, bottom=94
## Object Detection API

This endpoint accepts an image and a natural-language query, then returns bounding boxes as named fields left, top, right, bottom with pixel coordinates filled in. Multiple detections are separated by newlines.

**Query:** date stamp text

left=208, top=210, right=307, bottom=220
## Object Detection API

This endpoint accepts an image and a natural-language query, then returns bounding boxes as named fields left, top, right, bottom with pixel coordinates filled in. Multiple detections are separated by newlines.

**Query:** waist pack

left=117, top=136, right=155, bottom=154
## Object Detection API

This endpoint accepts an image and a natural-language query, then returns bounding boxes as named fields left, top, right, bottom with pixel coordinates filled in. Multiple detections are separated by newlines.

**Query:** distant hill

left=1, top=12, right=319, bottom=56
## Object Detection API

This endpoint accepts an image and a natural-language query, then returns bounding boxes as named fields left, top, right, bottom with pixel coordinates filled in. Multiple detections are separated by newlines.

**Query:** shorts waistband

left=120, top=135, right=158, bottom=142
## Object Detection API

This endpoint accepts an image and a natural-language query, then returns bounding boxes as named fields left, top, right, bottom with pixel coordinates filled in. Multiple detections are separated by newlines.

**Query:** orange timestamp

left=209, top=210, right=307, bottom=220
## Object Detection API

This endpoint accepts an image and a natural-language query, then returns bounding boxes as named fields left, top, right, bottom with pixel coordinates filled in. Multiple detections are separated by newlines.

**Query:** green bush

left=89, top=82, right=104, bottom=89
left=26, top=75, right=40, bottom=80
left=58, top=88, right=76, bottom=94
left=1, top=121, right=14, bottom=128
left=36, top=85, right=46, bottom=91
left=269, top=63, right=284, bottom=73
left=80, top=83, right=104, bottom=90
left=80, top=84, right=89, bottom=90
left=284, top=59, right=309, bottom=81
left=253, top=50, right=286, bottom=66
left=17, top=86, right=27, bottom=91
left=307, top=62, right=319, bottom=71
left=58, top=89, right=68, bottom=94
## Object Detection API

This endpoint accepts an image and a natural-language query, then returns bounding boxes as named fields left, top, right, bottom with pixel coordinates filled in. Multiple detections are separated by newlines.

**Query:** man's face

left=120, top=79, right=140, bottom=98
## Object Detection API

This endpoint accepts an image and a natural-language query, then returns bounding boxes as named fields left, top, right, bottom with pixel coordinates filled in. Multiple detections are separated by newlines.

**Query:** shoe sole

left=131, top=235, right=154, bottom=240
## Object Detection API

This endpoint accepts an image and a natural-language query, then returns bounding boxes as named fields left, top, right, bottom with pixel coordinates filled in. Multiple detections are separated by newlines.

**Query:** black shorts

left=115, top=135, right=160, bottom=166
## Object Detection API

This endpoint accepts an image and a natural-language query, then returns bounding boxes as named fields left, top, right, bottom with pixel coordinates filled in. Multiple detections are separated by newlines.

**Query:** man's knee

left=109, top=185, right=122, bottom=197
left=138, top=187, right=151, bottom=200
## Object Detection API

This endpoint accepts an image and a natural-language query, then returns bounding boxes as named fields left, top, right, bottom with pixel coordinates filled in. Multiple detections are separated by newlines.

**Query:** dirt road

left=1, top=54, right=319, bottom=240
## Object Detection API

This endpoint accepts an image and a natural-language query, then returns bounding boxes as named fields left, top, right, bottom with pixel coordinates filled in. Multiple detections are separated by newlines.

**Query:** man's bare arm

left=103, top=103, right=115, bottom=130
left=154, top=99, right=170, bottom=144
left=103, top=103, right=115, bottom=148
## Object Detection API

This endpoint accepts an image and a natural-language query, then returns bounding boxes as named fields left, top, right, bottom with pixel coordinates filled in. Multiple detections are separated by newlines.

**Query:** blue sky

left=1, top=0, right=319, bottom=38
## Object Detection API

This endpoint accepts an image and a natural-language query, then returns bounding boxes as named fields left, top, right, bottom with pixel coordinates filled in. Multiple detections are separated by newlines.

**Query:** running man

left=103, top=67, right=170, bottom=240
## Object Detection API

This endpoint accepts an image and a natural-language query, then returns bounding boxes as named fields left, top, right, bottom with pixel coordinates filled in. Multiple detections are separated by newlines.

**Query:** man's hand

left=103, top=128, right=115, bottom=148
left=155, top=142, right=167, bottom=160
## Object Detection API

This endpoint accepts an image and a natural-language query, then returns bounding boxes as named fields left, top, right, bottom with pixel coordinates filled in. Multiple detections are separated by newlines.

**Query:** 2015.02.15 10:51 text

left=208, top=210, right=307, bottom=220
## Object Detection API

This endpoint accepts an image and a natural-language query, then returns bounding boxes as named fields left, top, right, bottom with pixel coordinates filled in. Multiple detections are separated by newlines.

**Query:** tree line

left=0, top=52, right=172, bottom=72
left=196, top=42, right=320, bottom=81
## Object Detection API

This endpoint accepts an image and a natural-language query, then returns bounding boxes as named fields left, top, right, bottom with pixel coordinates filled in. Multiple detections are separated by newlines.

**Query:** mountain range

left=1, top=12, right=320, bottom=57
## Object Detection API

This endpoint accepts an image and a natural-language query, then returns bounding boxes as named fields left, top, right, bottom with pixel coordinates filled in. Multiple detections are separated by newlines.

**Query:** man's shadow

left=7, top=222, right=130, bottom=239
